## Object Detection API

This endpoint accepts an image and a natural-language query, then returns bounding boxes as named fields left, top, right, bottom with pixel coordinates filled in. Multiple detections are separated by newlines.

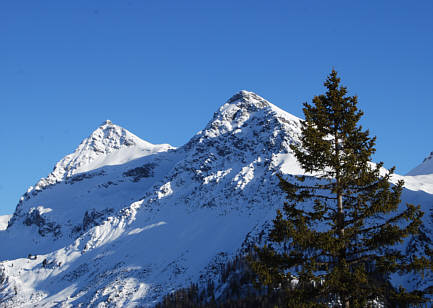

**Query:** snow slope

left=0, top=91, right=431, bottom=307
left=0, top=215, right=10, bottom=231
left=398, top=151, right=433, bottom=194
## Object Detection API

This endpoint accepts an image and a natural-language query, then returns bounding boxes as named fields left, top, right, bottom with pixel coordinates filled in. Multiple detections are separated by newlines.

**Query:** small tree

left=251, top=70, right=431, bottom=307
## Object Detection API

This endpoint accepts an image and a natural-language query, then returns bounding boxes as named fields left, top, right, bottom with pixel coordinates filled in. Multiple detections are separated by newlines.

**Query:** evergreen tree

left=251, top=70, right=432, bottom=307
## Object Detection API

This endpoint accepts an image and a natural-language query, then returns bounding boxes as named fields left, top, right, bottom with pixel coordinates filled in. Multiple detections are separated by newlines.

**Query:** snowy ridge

left=0, top=91, right=431, bottom=307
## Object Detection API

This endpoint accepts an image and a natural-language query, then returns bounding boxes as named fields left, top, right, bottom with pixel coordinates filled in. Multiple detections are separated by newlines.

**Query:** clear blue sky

left=1, top=0, right=432, bottom=215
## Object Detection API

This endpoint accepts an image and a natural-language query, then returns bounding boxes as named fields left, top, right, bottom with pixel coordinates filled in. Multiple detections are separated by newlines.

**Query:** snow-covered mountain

left=0, top=91, right=431, bottom=307
left=27, top=119, right=173, bottom=194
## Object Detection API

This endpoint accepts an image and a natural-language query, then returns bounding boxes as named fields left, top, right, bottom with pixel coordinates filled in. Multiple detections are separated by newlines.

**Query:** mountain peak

left=183, top=91, right=302, bottom=166
left=87, top=120, right=140, bottom=149
left=226, top=90, right=270, bottom=109
left=200, top=91, right=300, bottom=139
left=29, top=121, right=173, bottom=193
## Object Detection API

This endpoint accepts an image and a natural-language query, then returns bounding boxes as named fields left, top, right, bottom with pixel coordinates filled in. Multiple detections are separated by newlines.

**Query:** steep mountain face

left=0, top=91, right=431, bottom=307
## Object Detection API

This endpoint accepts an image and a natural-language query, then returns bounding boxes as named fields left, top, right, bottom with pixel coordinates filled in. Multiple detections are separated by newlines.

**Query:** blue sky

left=1, top=0, right=432, bottom=215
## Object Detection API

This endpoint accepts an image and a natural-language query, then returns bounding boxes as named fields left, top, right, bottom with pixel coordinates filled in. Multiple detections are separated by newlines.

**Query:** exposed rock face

left=23, top=207, right=61, bottom=237
left=123, top=164, right=156, bottom=182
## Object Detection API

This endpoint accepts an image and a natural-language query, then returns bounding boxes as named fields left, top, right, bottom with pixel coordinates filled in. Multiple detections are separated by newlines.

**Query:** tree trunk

left=338, top=192, right=344, bottom=236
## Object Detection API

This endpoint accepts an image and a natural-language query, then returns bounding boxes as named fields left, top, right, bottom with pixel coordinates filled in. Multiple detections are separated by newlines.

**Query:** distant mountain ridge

left=0, top=91, right=431, bottom=307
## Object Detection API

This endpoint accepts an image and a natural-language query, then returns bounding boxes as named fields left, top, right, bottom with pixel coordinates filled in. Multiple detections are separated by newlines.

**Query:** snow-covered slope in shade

left=0, top=91, right=431, bottom=307
left=0, top=215, right=11, bottom=230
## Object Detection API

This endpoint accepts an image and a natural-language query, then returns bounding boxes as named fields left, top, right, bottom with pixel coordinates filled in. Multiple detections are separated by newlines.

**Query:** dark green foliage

left=156, top=254, right=302, bottom=308
left=155, top=283, right=212, bottom=308
left=250, top=70, right=432, bottom=307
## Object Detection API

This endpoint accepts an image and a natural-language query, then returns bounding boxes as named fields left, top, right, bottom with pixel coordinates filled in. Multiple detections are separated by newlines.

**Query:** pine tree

left=250, top=70, right=432, bottom=307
